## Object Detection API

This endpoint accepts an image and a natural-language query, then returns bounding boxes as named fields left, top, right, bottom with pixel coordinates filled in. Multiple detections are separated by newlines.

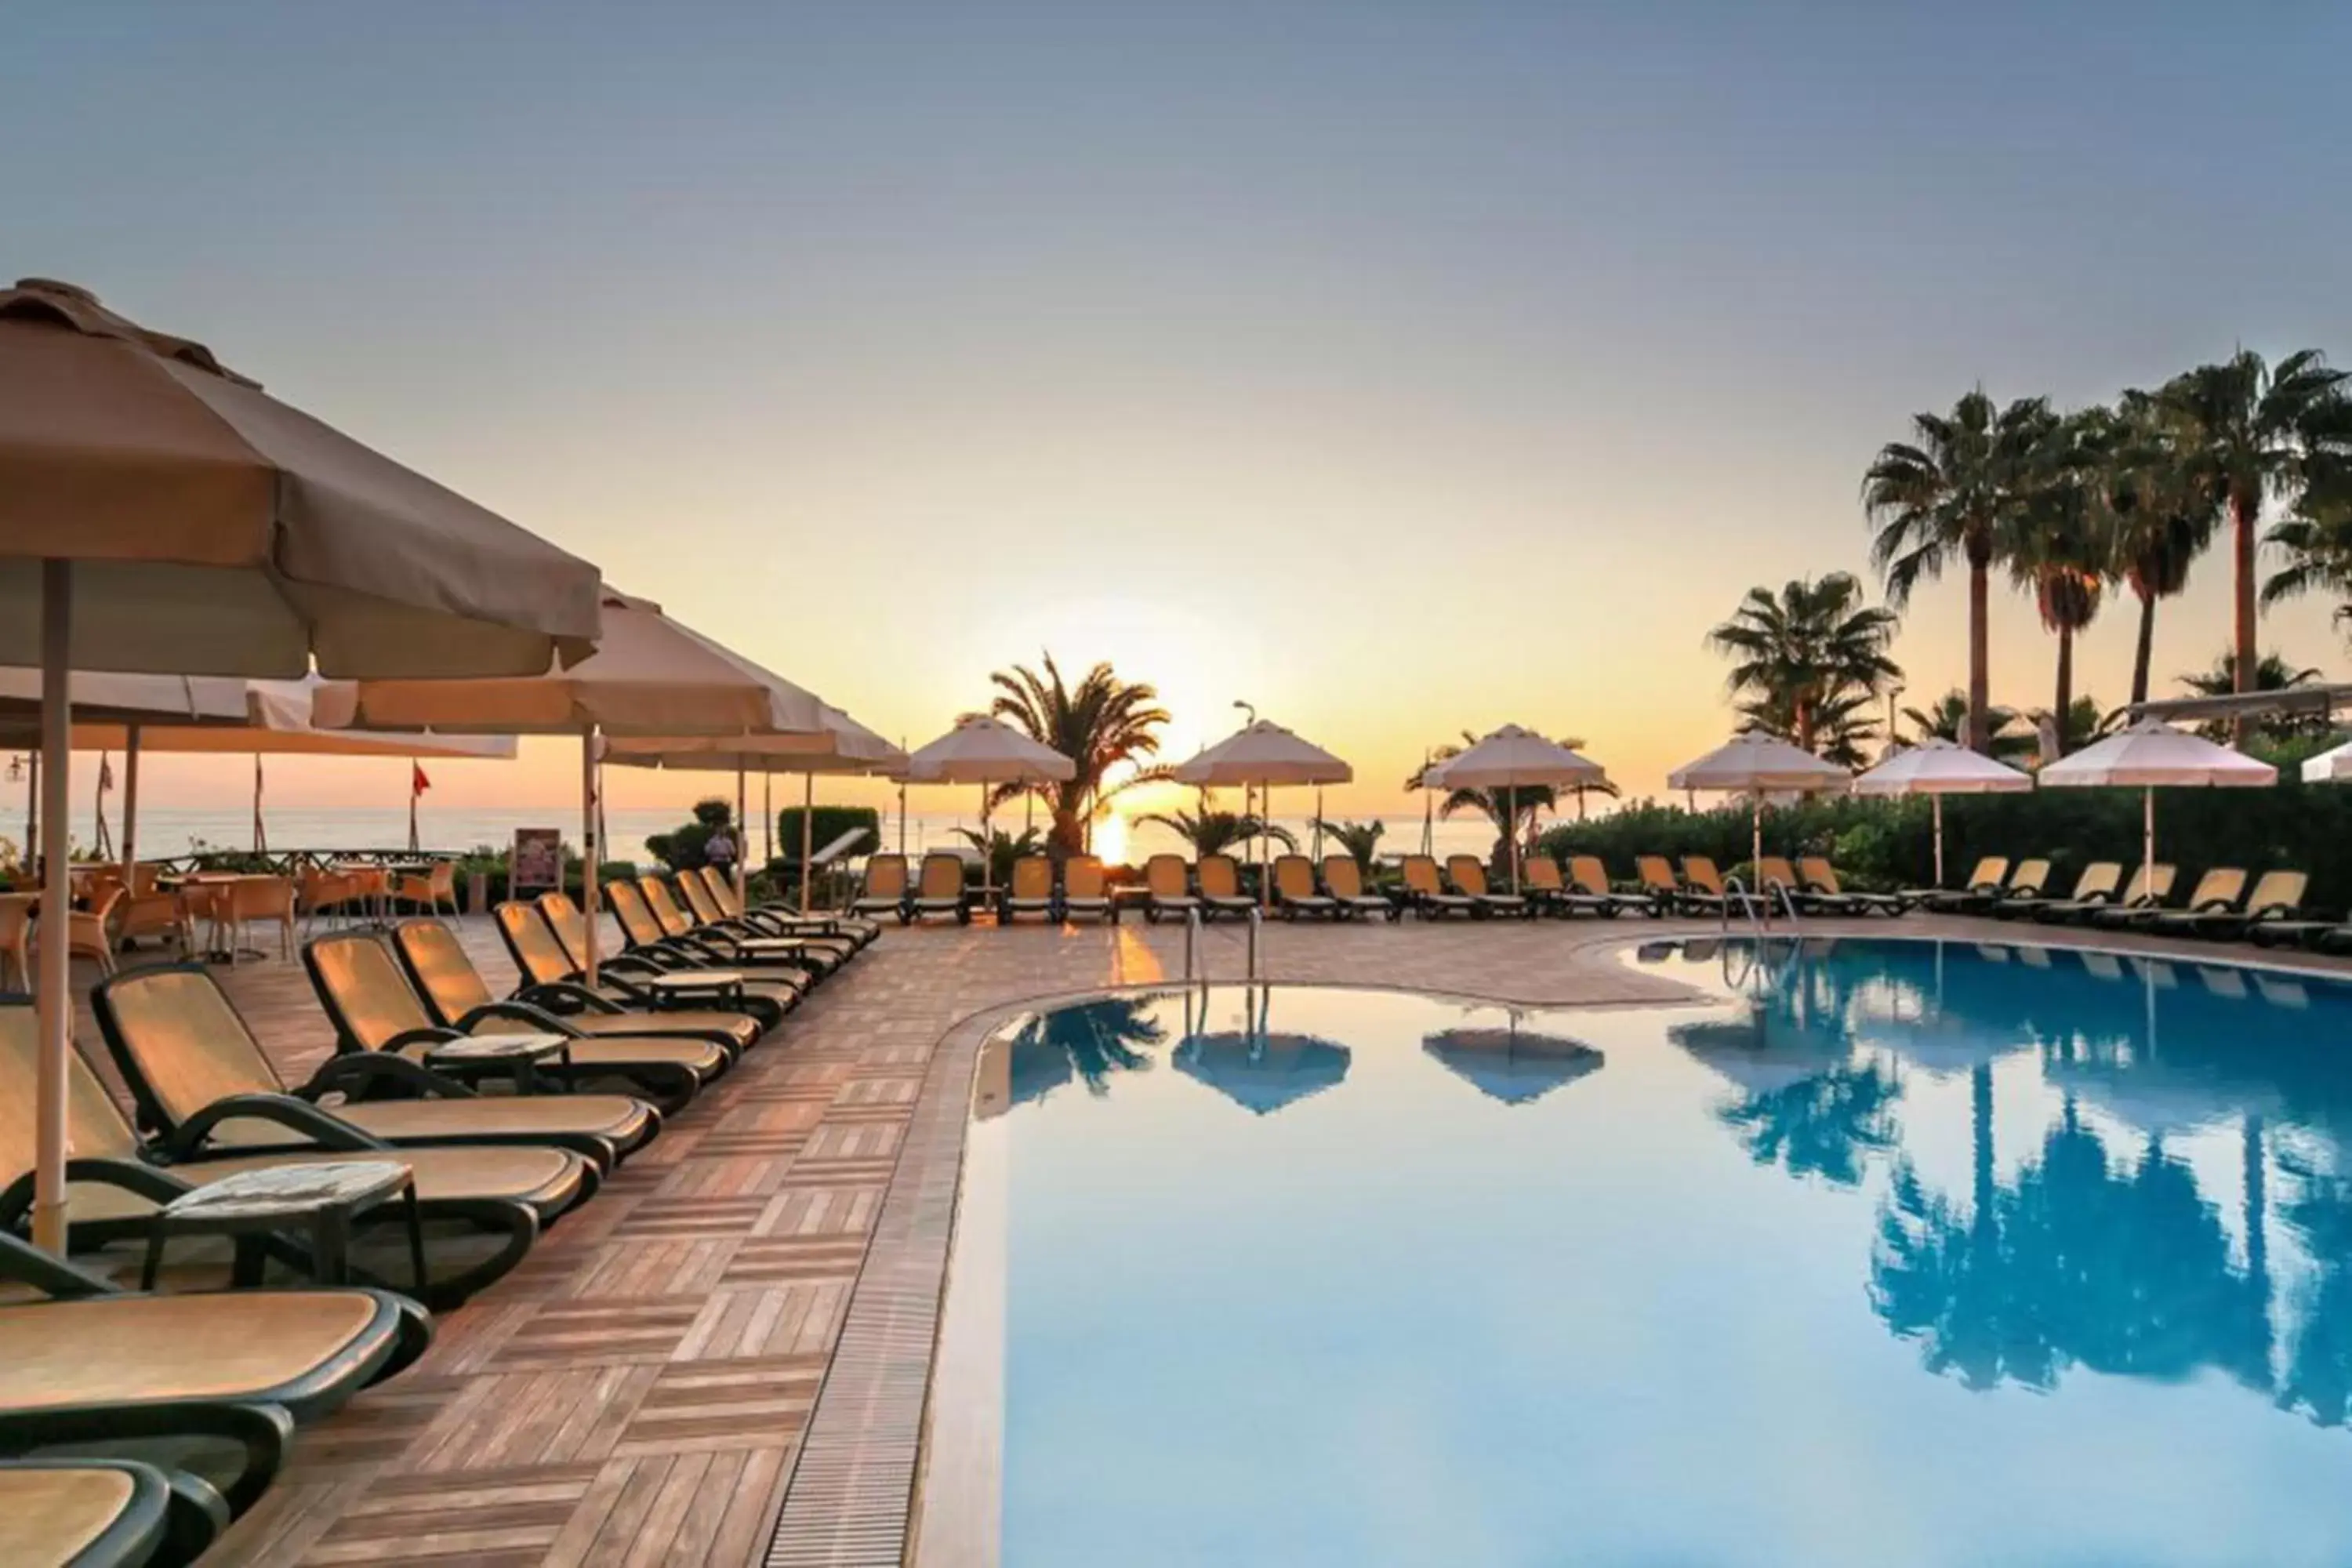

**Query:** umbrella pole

left=1313, top=786, right=1323, bottom=862
left=580, top=725, right=600, bottom=989
left=407, top=757, right=420, bottom=854
left=2143, top=786, right=2155, bottom=876
left=763, top=771, right=773, bottom=873
left=1508, top=782, right=1520, bottom=893
left=120, top=724, right=140, bottom=891
left=252, top=754, right=265, bottom=855
left=1933, top=794, right=1944, bottom=887
left=32, top=561, right=73, bottom=1254
left=735, top=765, right=749, bottom=906
left=800, top=771, right=814, bottom=916
left=979, top=782, right=992, bottom=908
left=1751, top=795, right=1762, bottom=882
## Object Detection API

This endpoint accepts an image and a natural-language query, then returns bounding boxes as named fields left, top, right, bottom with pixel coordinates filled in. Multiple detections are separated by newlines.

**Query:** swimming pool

left=920, top=941, right=2352, bottom=1566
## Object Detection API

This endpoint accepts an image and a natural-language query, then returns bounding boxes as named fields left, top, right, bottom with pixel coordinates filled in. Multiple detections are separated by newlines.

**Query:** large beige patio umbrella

left=2038, top=719, right=2276, bottom=872
left=599, top=708, right=905, bottom=913
left=2300, top=739, right=2352, bottom=782
left=314, top=590, right=828, bottom=982
left=1853, top=739, right=2032, bottom=887
left=1668, top=730, right=1850, bottom=877
left=1171, top=720, right=1353, bottom=905
left=0, top=277, right=604, bottom=1254
left=1424, top=725, right=1606, bottom=892
left=902, top=716, right=1074, bottom=904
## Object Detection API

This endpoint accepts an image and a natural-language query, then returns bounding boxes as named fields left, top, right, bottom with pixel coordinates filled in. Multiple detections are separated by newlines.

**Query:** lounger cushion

left=0, top=1464, right=152, bottom=1565
left=0, top=1292, right=388, bottom=1409
left=545, top=1036, right=728, bottom=1078
left=548, top=1011, right=760, bottom=1051
left=70, top=1144, right=586, bottom=1223
left=328, top=1095, right=654, bottom=1151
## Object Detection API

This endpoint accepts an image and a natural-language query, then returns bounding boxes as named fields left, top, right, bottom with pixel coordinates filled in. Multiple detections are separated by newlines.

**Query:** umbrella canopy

left=0, top=278, right=601, bottom=677
left=1421, top=1025, right=1605, bottom=1105
left=0, top=278, right=608, bottom=1258
left=1853, top=739, right=2032, bottom=887
left=1172, top=1031, right=1352, bottom=1116
left=2302, top=739, right=2352, bottom=783
left=1171, top=720, right=1352, bottom=787
left=902, top=714, right=1075, bottom=785
left=1424, top=724, right=1606, bottom=891
left=2038, top=719, right=2275, bottom=875
left=1668, top=731, right=1851, bottom=881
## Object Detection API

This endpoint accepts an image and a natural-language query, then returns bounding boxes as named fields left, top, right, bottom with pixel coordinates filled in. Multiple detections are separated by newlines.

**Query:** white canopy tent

left=1668, top=730, right=1851, bottom=874
left=2038, top=719, right=2276, bottom=870
left=1852, top=739, right=2032, bottom=887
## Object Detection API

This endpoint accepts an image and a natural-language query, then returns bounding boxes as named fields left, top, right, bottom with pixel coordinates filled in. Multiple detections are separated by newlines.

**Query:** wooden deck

left=48, top=908, right=2352, bottom=1566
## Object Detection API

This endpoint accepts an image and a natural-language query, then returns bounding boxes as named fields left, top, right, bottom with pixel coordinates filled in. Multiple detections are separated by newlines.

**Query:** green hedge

left=774, top=807, right=880, bottom=865
left=1539, top=743, right=2352, bottom=911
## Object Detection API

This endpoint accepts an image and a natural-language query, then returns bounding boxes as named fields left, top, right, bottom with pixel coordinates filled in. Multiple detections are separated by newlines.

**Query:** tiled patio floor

left=53, top=909, right=2352, bottom=1566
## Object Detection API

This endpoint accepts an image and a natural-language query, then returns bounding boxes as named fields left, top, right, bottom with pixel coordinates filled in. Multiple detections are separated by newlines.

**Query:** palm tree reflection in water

left=1004, top=996, right=1168, bottom=1106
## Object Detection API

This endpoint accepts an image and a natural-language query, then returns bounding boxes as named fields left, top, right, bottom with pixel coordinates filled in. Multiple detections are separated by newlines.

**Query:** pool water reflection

left=938, top=944, right=2352, bottom=1566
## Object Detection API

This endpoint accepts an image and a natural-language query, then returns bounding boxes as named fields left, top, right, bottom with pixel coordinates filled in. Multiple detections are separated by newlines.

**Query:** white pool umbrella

left=2300, top=739, right=2352, bottom=782
left=1172, top=720, right=1353, bottom=903
left=0, top=278, right=604, bottom=1256
left=903, top=716, right=1075, bottom=903
left=1427, top=726, right=1606, bottom=892
left=2038, top=719, right=2275, bottom=873
left=1853, top=739, right=2031, bottom=887
left=1668, top=730, right=1850, bottom=877
left=314, top=590, right=829, bottom=984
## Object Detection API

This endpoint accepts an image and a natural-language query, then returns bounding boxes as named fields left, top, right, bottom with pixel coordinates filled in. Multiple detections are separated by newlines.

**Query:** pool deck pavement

left=51, top=907, right=2352, bottom=1566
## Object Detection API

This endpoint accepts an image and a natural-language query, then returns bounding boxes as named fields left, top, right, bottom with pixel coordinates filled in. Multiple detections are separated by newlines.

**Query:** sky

left=8, top=2, right=2352, bottom=823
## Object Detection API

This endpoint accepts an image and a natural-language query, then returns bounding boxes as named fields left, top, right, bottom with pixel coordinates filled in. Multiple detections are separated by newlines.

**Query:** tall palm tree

left=2006, top=416, right=2112, bottom=753
left=2158, top=350, right=2350, bottom=719
left=989, top=654, right=1174, bottom=855
left=2261, top=481, right=2352, bottom=631
left=1739, top=687, right=1882, bottom=768
left=2094, top=391, right=2213, bottom=707
left=1705, top=572, right=1902, bottom=754
left=2178, top=650, right=2327, bottom=741
left=1864, top=391, right=2057, bottom=750
left=1405, top=731, right=1563, bottom=873
left=1132, top=804, right=1295, bottom=859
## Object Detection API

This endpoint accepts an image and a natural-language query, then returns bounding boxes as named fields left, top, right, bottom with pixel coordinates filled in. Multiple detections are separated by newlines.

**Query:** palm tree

left=2029, top=694, right=2125, bottom=756
left=2094, top=391, right=2213, bottom=706
left=953, top=825, right=1044, bottom=887
left=1132, top=803, right=1294, bottom=859
left=989, top=654, right=1174, bottom=856
left=2158, top=350, right=2350, bottom=720
left=1739, top=687, right=1882, bottom=768
left=1865, top=391, right=2057, bottom=750
left=1706, top=572, right=1902, bottom=754
left=1405, top=731, right=1574, bottom=872
left=1309, top=817, right=1384, bottom=870
left=2178, top=650, right=2327, bottom=741
left=1900, top=688, right=2034, bottom=760
left=2006, top=416, right=2112, bottom=753
left=2262, top=484, right=2352, bottom=630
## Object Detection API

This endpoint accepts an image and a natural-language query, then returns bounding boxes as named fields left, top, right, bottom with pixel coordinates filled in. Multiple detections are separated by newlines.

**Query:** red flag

left=411, top=763, right=432, bottom=798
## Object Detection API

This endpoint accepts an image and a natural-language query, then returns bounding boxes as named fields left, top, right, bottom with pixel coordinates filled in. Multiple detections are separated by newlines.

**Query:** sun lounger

left=0, top=1456, right=226, bottom=1568
left=643, top=875, right=848, bottom=976
left=1519, top=855, right=1573, bottom=915
left=413, top=915, right=760, bottom=1056
left=1904, top=856, right=2010, bottom=913
left=1194, top=855, right=1258, bottom=921
left=1062, top=855, right=1116, bottom=923
left=604, top=880, right=821, bottom=1000
left=1142, top=855, right=1202, bottom=923
left=1678, top=857, right=1762, bottom=919
left=93, top=964, right=656, bottom=1173
left=1795, top=857, right=1904, bottom=917
left=2150, top=869, right=2301, bottom=940
left=1754, top=858, right=1808, bottom=914
left=1635, top=856, right=1687, bottom=912
left=512, top=895, right=793, bottom=1031
left=1445, top=855, right=1530, bottom=918
left=851, top=854, right=912, bottom=923
left=0, top=1000, right=572, bottom=1308
left=305, top=930, right=723, bottom=1116
left=1272, top=855, right=1339, bottom=920
left=2246, top=910, right=2352, bottom=950
left=0, top=1229, right=426, bottom=1515
left=2095, top=866, right=2238, bottom=930
left=1399, top=855, right=1475, bottom=919
left=1952, top=858, right=2049, bottom=916
left=998, top=855, right=1058, bottom=924
left=2036, top=863, right=2172, bottom=925
left=910, top=853, right=972, bottom=924
left=1570, top=855, right=1657, bottom=917
left=1995, top=861, right=2118, bottom=920
left=699, top=865, right=879, bottom=948
left=1319, top=856, right=1394, bottom=920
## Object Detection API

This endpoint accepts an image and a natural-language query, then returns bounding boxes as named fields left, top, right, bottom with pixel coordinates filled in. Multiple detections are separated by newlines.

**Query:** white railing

left=1246, top=906, right=1264, bottom=984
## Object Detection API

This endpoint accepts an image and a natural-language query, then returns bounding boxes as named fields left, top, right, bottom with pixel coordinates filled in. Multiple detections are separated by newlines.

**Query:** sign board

left=510, top=828, right=564, bottom=897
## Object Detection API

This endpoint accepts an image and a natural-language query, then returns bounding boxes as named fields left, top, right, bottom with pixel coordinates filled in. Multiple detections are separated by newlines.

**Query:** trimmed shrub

left=773, top=806, right=882, bottom=865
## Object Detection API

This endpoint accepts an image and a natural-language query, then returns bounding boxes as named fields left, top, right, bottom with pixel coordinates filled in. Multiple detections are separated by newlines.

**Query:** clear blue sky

left=9, top=3, right=2349, bottom=809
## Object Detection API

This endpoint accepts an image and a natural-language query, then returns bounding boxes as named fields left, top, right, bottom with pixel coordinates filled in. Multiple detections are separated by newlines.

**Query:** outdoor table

left=412, top=1030, right=575, bottom=1094
left=140, top=1158, right=423, bottom=1293
left=1109, top=884, right=1152, bottom=915
left=638, top=970, right=747, bottom=1003
left=173, top=873, right=283, bottom=963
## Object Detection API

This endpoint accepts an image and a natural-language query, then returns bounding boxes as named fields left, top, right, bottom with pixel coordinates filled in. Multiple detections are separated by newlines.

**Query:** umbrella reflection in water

left=1174, top=989, right=1350, bottom=1116
left=1421, top=1011, right=1604, bottom=1105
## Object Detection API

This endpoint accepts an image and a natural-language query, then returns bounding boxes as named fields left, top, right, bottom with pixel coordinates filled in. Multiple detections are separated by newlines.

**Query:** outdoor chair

left=539, top=891, right=800, bottom=1026
left=93, top=964, right=655, bottom=1174
left=1000, top=855, right=1058, bottom=924
left=500, top=898, right=787, bottom=1033
left=2038, top=863, right=2172, bottom=924
left=0, top=999, right=575, bottom=1308
left=2096, top=866, right=2241, bottom=930
left=1398, top=855, right=1474, bottom=919
left=395, top=916, right=756, bottom=1057
left=1062, top=855, right=1115, bottom=923
left=1319, top=855, right=1393, bottom=920
left=642, top=874, right=846, bottom=976
left=1142, top=854, right=1201, bottom=923
left=0, top=1455, right=228, bottom=1568
left=1634, top=855, right=1683, bottom=911
left=1795, top=857, right=1903, bottom=917
left=0, top=1229, right=426, bottom=1516
left=1444, top=855, right=1530, bottom=918
left=394, top=860, right=458, bottom=920
left=697, top=866, right=879, bottom=948
left=1677, top=857, right=1763, bottom=919
left=851, top=854, right=911, bottom=921
left=1994, top=862, right=2118, bottom=921
left=602, top=880, right=817, bottom=1003
left=0, top=896, right=27, bottom=989
left=305, top=929, right=720, bottom=1116
left=910, top=853, right=971, bottom=924
left=2183, top=869, right=2307, bottom=941
left=1904, top=856, right=2011, bottom=913
left=1194, top=855, right=1258, bottom=920
left=1272, top=855, right=1338, bottom=920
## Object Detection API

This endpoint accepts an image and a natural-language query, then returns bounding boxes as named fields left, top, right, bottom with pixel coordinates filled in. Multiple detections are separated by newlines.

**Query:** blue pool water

left=939, top=941, right=2352, bottom=1566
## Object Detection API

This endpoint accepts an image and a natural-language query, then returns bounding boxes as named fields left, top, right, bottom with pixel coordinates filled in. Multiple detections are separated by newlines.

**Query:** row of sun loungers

left=0, top=861, right=880, bottom=1558
left=1874, top=853, right=2341, bottom=948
